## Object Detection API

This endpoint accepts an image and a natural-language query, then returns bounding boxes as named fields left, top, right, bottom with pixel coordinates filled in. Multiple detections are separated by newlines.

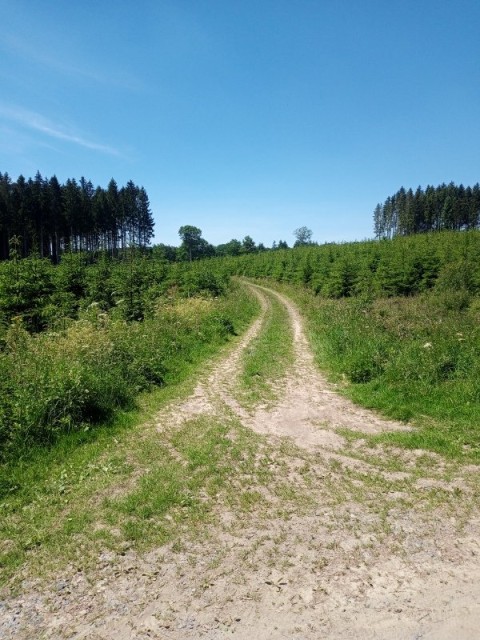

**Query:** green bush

left=0, top=282, right=254, bottom=461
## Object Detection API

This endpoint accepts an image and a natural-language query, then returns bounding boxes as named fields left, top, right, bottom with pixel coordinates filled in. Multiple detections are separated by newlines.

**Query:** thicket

left=155, top=229, right=288, bottom=263
left=0, top=246, right=230, bottom=331
left=0, top=253, right=254, bottom=461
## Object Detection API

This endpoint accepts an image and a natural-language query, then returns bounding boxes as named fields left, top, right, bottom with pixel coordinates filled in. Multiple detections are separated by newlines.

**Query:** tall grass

left=204, top=231, right=480, bottom=462
left=0, top=280, right=257, bottom=461
left=268, top=282, right=480, bottom=462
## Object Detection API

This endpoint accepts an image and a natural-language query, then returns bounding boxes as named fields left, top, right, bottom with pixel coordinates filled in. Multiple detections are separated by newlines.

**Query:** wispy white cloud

left=0, top=104, right=123, bottom=157
left=0, top=32, right=144, bottom=92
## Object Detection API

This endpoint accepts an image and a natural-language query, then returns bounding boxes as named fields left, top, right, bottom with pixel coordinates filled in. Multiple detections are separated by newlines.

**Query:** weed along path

left=2, top=283, right=480, bottom=639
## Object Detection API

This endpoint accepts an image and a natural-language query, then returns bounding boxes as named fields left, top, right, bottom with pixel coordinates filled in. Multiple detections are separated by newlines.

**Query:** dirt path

left=2, top=283, right=480, bottom=639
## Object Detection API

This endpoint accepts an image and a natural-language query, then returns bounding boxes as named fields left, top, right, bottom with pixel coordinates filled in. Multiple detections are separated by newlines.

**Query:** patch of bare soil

left=2, top=284, right=479, bottom=639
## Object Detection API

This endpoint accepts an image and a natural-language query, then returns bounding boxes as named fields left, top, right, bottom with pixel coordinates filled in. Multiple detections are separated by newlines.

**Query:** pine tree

left=136, top=187, right=154, bottom=249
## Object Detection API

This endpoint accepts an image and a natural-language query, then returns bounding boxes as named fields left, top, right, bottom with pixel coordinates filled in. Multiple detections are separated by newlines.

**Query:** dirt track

left=2, top=283, right=480, bottom=639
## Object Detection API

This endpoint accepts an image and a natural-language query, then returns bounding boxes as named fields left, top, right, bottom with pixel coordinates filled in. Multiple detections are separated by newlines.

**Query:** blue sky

left=1, top=1, right=479, bottom=247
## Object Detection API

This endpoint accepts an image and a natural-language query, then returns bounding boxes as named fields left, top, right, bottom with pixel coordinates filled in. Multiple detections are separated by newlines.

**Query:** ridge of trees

left=374, top=182, right=480, bottom=239
left=0, top=171, right=154, bottom=261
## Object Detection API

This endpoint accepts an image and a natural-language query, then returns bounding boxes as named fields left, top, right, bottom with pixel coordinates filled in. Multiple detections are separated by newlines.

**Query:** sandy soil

left=2, top=283, right=480, bottom=639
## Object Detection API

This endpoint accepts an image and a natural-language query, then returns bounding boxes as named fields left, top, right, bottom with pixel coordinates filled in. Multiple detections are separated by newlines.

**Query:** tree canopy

left=0, top=171, right=154, bottom=260
left=293, top=226, right=313, bottom=247
left=374, top=182, right=480, bottom=238
left=178, top=225, right=214, bottom=261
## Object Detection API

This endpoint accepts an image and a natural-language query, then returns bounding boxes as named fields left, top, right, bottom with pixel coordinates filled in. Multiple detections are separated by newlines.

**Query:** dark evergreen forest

left=374, top=182, right=480, bottom=238
left=0, top=171, right=154, bottom=261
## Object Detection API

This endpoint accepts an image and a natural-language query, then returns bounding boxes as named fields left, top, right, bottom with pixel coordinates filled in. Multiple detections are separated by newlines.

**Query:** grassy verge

left=252, top=280, right=480, bottom=463
left=0, top=281, right=260, bottom=586
left=238, top=286, right=294, bottom=407
left=0, top=409, right=314, bottom=589
left=0, top=279, right=257, bottom=461
left=0, top=412, right=265, bottom=587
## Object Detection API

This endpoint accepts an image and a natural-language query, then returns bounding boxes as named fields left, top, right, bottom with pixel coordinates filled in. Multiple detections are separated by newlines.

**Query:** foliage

left=212, top=230, right=480, bottom=301
left=216, top=238, right=243, bottom=256
left=293, top=226, right=313, bottom=246
left=0, top=240, right=55, bottom=331
left=0, top=248, right=232, bottom=331
left=0, top=171, right=154, bottom=261
left=241, top=235, right=256, bottom=253
left=0, top=260, right=254, bottom=460
left=153, top=235, right=291, bottom=262
left=178, top=225, right=215, bottom=262
left=374, top=181, right=480, bottom=238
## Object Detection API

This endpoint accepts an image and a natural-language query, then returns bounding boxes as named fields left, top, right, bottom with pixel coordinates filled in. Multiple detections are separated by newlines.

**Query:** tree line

left=154, top=228, right=288, bottom=262
left=0, top=171, right=154, bottom=261
left=374, top=182, right=480, bottom=239
left=154, top=226, right=312, bottom=262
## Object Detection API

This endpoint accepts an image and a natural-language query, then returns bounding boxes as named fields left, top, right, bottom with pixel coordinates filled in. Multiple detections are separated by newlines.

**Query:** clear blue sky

left=1, top=0, right=479, bottom=247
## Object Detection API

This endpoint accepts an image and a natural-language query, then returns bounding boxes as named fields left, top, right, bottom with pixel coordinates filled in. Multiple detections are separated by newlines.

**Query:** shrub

left=0, top=284, right=249, bottom=461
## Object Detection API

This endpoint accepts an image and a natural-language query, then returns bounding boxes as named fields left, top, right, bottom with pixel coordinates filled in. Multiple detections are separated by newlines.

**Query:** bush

left=0, top=284, right=250, bottom=461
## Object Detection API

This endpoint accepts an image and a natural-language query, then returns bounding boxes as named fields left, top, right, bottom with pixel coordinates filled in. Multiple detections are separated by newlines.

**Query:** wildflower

left=423, top=342, right=432, bottom=349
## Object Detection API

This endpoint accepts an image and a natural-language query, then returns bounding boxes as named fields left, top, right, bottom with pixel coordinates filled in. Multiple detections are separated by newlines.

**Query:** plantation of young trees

left=0, top=172, right=154, bottom=261
left=214, top=230, right=480, bottom=301
left=2, top=160, right=480, bottom=466
left=0, top=247, right=242, bottom=459
left=2, top=226, right=480, bottom=462
left=374, top=182, right=480, bottom=238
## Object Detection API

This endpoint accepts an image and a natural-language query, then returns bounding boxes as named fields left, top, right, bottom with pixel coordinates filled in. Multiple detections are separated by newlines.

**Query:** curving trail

left=2, top=283, right=480, bottom=640
left=242, top=284, right=409, bottom=449
left=172, top=282, right=408, bottom=449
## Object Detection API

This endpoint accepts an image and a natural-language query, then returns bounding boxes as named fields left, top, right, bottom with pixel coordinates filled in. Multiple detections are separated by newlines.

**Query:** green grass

left=238, top=286, right=294, bottom=407
left=0, top=405, right=311, bottom=588
left=0, top=411, right=134, bottom=586
left=0, top=279, right=258, bottom=461
left=252, top=280, right=480, bottom=463
left=0, top=281, right=260, bottom=586
left=104, top=415, right=270, bottom=548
